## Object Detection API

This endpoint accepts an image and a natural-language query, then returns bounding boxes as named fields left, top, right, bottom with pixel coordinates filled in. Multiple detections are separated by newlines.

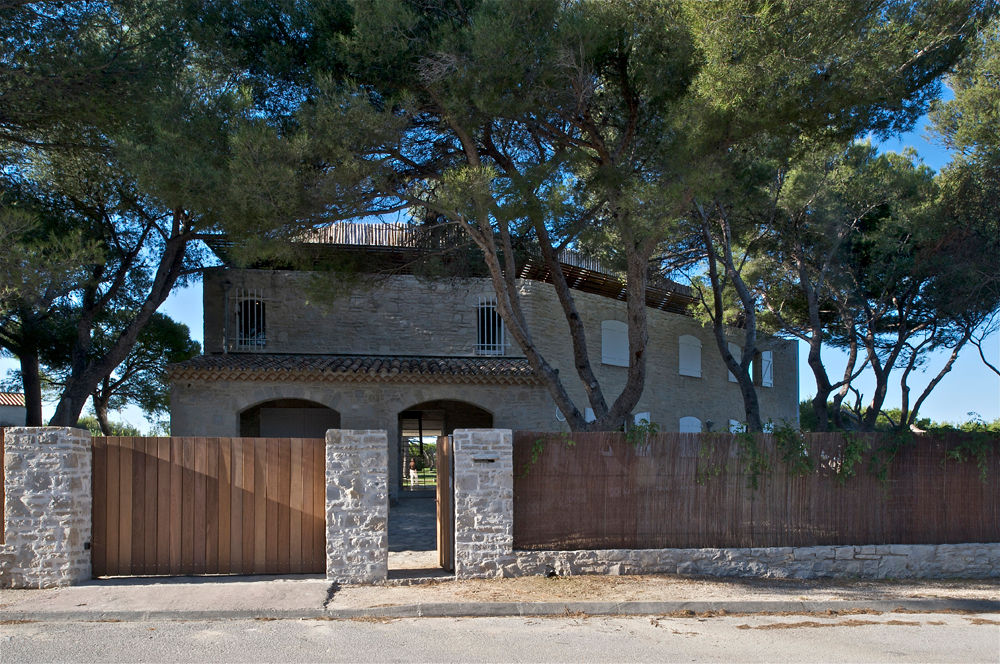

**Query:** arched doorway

left=239, top=398, right=341, bottom=437
left=398, top=399, right=492, bottom=493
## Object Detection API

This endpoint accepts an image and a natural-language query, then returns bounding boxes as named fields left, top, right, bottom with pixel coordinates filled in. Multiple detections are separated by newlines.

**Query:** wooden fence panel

left=92, top=436, right=326, bottom=577
left=513, top=431, right=1000, bottom=550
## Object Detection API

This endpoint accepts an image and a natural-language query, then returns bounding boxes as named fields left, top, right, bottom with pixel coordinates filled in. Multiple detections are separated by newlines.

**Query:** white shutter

left=729, top=419, right=745, bottom=433
left=761, top=350, right=774, bottom=387
left=601, top=320, right=628, bottom=367
left=634, top=411, right=651, bottom=425
left=679, top=416, right=701, bottom=433
left=728, top=342, right=742, bottom=382
left=585, top=408, right=596, bottom=423
left=678, top=335, right=702, bottom=377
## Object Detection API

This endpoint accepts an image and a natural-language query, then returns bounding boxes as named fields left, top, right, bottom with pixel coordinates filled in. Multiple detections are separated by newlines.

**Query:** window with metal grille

left=236, top=288, right=266, bottom=350
left=475, top=295, right=505, bottom=356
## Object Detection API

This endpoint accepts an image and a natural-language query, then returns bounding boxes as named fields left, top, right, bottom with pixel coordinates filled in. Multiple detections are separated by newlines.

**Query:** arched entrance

left=398, top=399, right=492, bottom=493
left=239, top=399, right=341, bottom=437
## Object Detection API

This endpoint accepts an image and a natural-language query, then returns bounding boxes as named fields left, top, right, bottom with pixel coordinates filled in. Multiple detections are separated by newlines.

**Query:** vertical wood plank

left=254, top=438, right=268, bottom=574
left=156, top=437, right=171, bottom=575
left=143, top=438, right=157, bottom=575
left=277, top=439, right=291, bottom=573
left=314, top=438, right=326, bottom=572
left=131, top=437, right=146, bottom=575
left=242, top=438, right=256, bottom=575
left=193, top=439, right=207, bottom=572
left=218, top=437, right=232, bottom=574
left=91, top=436, right=107, bottom=576
left=105, top=438, right=120, bottom=576
left=118, top=437, right=133, bottom=576
left=169, top=437, right=183, bottom=573
left=301, top=439, right=314, bottom=572
left=206, top=438, right=220, bottom=573
left=181, top=438, right=195, bottom=574
left=265, top=438, right=279, bottom=573
left=231, top=438, right=245, bottom=574
left=289, top=439, right=303, bottom=574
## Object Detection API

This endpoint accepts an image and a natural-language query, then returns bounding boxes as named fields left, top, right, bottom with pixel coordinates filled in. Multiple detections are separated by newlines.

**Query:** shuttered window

left=679, top=416, right=701, bottom=433
left=601, top=320, right=628, bottom=367
left=678, top=335, right=702, bottom=377
left=760, top=350, right=774, bottom=387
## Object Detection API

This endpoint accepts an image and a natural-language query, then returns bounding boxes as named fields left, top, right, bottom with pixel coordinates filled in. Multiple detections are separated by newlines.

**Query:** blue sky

left=3, top=102, right=998, bottom=430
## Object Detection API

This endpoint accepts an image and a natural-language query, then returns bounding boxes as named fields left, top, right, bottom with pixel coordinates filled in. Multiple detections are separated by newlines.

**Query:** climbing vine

left=519, top=432, right=575, bottom=479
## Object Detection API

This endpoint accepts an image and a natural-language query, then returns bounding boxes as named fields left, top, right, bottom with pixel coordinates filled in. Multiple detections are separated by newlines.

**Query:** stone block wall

left=1, top=427, right=92, bottom=588
left=325, top=430, right=388, bottom=583
left=507, top=543, right=1000, bottom=580
left=453, top=428, right=516, bottom=578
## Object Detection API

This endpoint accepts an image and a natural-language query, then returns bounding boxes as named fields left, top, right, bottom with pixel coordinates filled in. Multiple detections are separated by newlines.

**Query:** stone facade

left=325, top=430, right=388, bottom=584
left=1, top=427, right=92, bottom=588
left=196, top=270, right=799, bottom=433
left=508, top=543, right=1000, bottom=580
left=453, top=429, right=516, bottom=579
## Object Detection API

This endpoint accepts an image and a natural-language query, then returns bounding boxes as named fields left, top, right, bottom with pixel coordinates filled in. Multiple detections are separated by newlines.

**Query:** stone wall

left=325, top=430, right=388, bottom=584
left=453, top=429, right=516, bottom=579
left=1, top=428, right=92, bottom=588
left=508, top=544, right=1000, bottom=580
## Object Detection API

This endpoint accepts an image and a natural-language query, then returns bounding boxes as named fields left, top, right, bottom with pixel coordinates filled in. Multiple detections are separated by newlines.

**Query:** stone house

left=169, top=223, right=798, bottom=499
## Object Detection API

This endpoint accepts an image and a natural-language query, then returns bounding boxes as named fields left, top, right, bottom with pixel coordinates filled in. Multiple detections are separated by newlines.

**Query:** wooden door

left=436, top=435, right=454, bottom=571
left=91, top=437, right=326, bottom=577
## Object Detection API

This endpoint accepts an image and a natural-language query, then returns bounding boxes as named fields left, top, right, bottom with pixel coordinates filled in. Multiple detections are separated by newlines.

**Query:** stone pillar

left=325, top=429, right=388, bottom=583
left=453, top=428, right=516, bottom=578
left=1, top=427, right=92, bottom=588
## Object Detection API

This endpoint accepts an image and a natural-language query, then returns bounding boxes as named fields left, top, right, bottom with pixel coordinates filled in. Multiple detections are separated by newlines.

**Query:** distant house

left=0, top=392, right=26, bottom=427
left=169, top=223, right=798, bottom=499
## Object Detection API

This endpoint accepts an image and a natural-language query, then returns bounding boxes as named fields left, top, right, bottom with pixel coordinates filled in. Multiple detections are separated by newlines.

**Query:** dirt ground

left=335, top=574, right=1000, bottom=607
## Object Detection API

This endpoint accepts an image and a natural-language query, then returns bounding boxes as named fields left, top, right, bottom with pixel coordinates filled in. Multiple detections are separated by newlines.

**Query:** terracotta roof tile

left=169, top=354, right=542, bottom=385
left=0, top=392, right=25, bottom=407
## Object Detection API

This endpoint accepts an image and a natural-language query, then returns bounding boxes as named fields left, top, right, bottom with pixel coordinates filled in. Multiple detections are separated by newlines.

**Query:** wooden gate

left=436, top=435, right=454, bottom=571
left=92, top=437, right=326, bottom=577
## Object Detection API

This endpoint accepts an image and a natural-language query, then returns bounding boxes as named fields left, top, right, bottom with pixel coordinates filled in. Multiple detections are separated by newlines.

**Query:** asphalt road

left=2, top=614, right=998, bottom=663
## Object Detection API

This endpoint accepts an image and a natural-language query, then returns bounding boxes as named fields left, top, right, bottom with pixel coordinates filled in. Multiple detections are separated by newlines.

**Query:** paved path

left=388, top=497, right=443, bottom=577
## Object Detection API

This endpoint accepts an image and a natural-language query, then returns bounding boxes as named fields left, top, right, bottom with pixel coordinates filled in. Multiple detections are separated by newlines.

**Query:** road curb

left=2, top=599, right=997, bottom=622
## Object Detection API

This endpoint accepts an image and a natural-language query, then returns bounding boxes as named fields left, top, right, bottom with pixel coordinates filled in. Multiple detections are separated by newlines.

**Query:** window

left=760, top=350, right=774, bottom=387
left=679, top=416, right=701, bottom=433
left=585, top=408, right=596, bottom=423
left=601, top=320, right=628, bottom=367
left=678, top=334, right=702, bottom=377
left=476, top=295, right=505, bottom=356
left=634, top=411, right=651, bottom=425
left=727, top=342, right=742, bottom=382
left=729, top=419, right=746, bottom=433
left=236, top=288, right=266, bottom=350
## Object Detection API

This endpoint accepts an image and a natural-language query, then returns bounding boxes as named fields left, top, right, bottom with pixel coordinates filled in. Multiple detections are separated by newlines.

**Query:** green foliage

left=835, top=432, right=869, bottom=486
left=625, top=417, right=660, bottom=448
left=519, top=433, right=575, bottom=479
left=75, top=415, right=143, bottom=438
left=771, top=421, right=815, bottom=477
left=695, top=435, right=728, bottom=485
left=944, top=435, right=997, bottom=482
left=735, top=430, right=770, bottom=491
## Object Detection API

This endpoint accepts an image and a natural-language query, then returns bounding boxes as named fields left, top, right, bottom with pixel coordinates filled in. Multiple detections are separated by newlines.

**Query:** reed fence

left=512, top=431, right=999, bottom=550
